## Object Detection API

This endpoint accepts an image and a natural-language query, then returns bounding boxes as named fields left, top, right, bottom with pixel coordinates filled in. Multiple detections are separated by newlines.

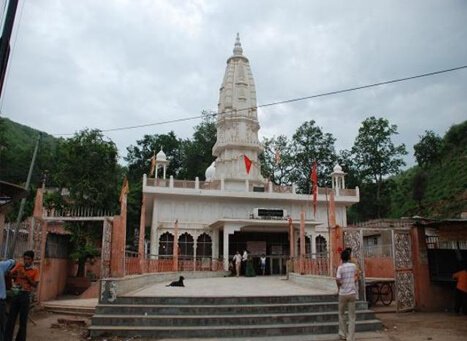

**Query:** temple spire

left=233, top=32, right=243, bottom=56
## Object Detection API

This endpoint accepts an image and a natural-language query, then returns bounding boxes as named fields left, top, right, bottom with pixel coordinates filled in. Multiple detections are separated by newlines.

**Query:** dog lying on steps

left=166, top=276, right=185, bottom=287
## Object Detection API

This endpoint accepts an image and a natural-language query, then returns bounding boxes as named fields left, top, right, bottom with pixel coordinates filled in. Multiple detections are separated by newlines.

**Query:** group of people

left=0, top=250, right=40, bottom=341
left=231, top=250, right=267, bottom=277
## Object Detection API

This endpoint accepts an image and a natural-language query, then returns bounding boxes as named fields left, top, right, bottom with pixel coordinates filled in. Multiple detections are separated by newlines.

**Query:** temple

left=140, top=34, right=360, bottom=273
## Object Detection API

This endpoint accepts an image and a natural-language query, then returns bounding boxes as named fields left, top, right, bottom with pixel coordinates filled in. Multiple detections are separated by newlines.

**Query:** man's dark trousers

left=4, top=292, right=30, bottom=341
left=0, top=299, right=6, bottom=341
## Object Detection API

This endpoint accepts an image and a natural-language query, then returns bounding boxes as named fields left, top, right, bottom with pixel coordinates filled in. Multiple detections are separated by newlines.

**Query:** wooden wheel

left=380, top=282, right=393, bottom=306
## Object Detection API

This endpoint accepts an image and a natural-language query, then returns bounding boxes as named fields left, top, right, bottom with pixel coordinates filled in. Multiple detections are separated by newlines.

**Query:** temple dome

left=205, top=161, right=216, bottom=181
left=156, top=148, right=167, bottom=162
left=333, top=164, right=344, bottom=174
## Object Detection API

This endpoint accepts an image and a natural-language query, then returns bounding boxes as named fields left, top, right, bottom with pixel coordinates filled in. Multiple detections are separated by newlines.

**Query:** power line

left=43, top=63, right=467, bottom=135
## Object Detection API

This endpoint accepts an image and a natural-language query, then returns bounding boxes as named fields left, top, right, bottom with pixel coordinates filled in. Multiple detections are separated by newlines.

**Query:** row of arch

left=158, top=232, right=328, bottom=257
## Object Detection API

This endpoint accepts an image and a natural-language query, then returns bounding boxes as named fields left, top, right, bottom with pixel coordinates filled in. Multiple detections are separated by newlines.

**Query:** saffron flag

left=243, top=155, right=252, bottom=174
left=149, top=152, right=156, bottom=177
left=311, top=161, right=318, bottom=216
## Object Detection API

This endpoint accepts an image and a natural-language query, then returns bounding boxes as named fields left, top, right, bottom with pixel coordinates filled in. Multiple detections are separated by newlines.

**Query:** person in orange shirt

left=4, top=250, right=40, bottom=341
left=452, top=262, right=467, bottom=315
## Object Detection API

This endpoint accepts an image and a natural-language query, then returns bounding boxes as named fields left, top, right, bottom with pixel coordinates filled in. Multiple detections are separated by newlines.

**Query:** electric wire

left=50, top=64, right=467, bottom=136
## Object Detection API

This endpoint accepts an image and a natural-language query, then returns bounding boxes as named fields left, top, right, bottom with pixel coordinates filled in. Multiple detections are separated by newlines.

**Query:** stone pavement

left=127, top=275, right=335, bottom=297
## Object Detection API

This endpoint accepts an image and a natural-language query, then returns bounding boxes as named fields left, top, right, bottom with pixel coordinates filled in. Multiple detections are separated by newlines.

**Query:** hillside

left=0, top=117, right=59, bottom=185
left=388, top=121, right=467, bottom=219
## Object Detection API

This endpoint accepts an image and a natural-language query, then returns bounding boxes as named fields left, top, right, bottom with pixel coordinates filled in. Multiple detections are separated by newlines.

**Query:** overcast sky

left=1, top=0, right=466, bottom=167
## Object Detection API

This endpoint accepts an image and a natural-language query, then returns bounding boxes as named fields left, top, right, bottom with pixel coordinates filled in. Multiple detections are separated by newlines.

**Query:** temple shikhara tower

left=140, top=35, right=359, bottom=272
left=211, top=33, right=264, bottom=188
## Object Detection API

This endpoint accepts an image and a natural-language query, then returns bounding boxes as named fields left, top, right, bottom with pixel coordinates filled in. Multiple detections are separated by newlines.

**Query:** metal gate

left=343, top=227, right=415, bottom=311
left=393, top=229, right=415, bottom=311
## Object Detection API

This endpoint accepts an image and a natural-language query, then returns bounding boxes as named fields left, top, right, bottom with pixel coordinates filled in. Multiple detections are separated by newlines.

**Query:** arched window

left=159, top=232, right=174, bottom=256
left=197, top=233, right=212, bottom=257
left=297, top=236, right=311, bottom=255
left=316, top=235, right=327, bottom=255
left=179, top=233, right=194, bottom=257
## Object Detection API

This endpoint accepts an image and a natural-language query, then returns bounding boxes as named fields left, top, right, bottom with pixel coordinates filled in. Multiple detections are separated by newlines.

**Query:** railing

left=124, top=251, right=141, bottom=276
left=292, top=254, right=329, bottom=276
left=133, top=255, right=225, bottom=274
left=43, top=207, right=114, bottom=218
left=173, top=180, right=196, bottom=189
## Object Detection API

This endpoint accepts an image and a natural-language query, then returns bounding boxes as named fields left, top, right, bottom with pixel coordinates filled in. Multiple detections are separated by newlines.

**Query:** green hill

left=388, top=121, right=467, bottom=218
left=0, top=117, right=60, bottom=186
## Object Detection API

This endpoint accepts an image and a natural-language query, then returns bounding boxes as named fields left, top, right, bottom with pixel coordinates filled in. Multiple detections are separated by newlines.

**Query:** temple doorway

left=226, top=231, right=290, bottom=275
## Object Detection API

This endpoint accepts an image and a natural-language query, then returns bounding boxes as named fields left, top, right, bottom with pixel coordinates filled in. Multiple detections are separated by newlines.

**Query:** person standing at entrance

left=233, top=251, right=242, bottom=277
left=0, top=259, right=15, bottom=341
left=5, top=250, right=40, bottom=341
left=241, top=250, right=248, bottom=276
left=260, top=254, right=266, bottom=275
left=336, top=249, right=357, bottom=341
left=453, top=263, right=467, bottom=315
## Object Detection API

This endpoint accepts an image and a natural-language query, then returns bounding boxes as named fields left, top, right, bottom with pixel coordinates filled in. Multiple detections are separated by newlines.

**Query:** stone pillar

left=212, top=230, right=219, bottom=259
left=193, top=241, right=197, bottom=271
left=311, top=233, right=316, bottom=259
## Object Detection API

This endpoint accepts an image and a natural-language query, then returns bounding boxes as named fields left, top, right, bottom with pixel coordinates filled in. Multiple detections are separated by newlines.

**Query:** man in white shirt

left=232, top=251, right=242, bottom=277
left=336, top=249, right=357, bottom=341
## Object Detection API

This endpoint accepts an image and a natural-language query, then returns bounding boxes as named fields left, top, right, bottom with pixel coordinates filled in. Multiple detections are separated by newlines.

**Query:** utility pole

left=7, top=133, right=41, bottom=258
left=0, top=0, right=19, bottom=99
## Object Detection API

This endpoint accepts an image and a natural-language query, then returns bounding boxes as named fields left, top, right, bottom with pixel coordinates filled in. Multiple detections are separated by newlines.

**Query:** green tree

left=125, top=131, right=183, bottom=182
left=260, top=135, right=294, bottom=185
left=351, top=116, right=407, bottom=217
left=414, top=130, right=443, bottom=168
left=52, top=129, right=121, bottom=277
left=178, top=112, right=217, bottom=180
left=412, top=170, right=427, bottom=212
left=290, top=120, right=337, bottom=193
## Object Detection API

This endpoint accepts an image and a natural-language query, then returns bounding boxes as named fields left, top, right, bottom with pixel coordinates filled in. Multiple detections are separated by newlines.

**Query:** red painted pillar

left=138, top=194, right=146, bottom=273
left=299, top=210, right=305, bottom=274
left=110, top=216, right=125, bottom=277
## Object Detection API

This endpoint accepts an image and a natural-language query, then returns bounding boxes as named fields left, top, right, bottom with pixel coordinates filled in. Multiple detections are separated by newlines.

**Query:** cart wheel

left=380, top=282, right=393, bottom=306
left=370, top=284, right=380, bottom=306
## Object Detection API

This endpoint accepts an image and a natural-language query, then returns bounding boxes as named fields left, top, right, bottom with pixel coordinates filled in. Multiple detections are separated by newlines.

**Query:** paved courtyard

left=127, top=275, right=335, bottom=297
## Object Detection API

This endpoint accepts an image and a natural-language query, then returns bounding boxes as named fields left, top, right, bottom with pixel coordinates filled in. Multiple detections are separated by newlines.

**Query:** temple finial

left=233, top=33, right=243, bottom=56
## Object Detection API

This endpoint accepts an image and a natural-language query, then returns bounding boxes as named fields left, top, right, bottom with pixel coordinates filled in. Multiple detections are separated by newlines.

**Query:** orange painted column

left=328, top=190, right=342, bottom=275
left=138, top=194, right=146, bottom=273
left=110, top=216, right=124, bottom=277
left=299, top=210, right=305, bottom=274
left=173, top=219, right=179, bottom=272
left=37, top=221, right=48, bottom=303
left=288, top=217, right=294, bottom=259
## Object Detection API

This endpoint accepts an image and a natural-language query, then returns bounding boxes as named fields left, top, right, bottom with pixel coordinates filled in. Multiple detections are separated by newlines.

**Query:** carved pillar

left=150, top=200, right=158, bottom=257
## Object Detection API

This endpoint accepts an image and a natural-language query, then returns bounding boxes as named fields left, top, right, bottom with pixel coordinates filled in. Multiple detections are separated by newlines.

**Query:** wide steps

left=89, top=320, right=382, bottom=338
left=89, top=295, right=381, bottom=338
left=92, top=310, right=376, bottom=326
left=95, top=301, right=368, bottom=315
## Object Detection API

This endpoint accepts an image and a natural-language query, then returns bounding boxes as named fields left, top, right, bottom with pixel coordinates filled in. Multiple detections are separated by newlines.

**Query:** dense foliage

left=1, top=116, right=465, bottom=231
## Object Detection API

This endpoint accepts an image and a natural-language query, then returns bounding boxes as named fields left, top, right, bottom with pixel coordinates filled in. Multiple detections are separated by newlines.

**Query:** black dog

left=166, top=276, right=185, bottom=287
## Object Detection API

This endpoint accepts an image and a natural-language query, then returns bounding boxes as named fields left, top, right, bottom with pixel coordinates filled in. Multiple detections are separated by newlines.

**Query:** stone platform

left=128, top=275, right=334, bottom=297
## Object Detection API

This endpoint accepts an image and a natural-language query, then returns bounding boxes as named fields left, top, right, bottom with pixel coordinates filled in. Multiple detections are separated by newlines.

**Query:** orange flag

left=243, top=155, right=252, bottom=174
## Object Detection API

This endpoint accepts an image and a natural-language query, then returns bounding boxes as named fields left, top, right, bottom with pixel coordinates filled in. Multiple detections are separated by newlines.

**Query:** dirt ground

left=23, top=309, right=467, bottom=341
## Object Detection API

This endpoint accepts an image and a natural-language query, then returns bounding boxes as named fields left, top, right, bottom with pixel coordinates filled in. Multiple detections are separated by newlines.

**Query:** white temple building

left=141, top=35, right=359, bottom=273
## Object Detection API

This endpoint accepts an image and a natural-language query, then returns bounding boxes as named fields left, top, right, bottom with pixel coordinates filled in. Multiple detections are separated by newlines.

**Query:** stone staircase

left=89, top=294, right=381, bottom=338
